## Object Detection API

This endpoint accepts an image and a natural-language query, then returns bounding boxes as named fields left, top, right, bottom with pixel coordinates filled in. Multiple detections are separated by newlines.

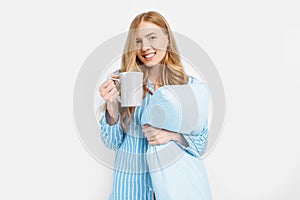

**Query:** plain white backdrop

left=1, top=0, right=299, bottom=199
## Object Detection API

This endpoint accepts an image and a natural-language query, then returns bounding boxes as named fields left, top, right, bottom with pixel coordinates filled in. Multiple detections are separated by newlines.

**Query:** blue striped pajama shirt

left=100, top=76, right=209, bottom=200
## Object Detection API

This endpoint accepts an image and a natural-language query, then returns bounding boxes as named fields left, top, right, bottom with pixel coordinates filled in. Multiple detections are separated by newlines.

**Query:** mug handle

left=109, top=76, right=121, bottom=103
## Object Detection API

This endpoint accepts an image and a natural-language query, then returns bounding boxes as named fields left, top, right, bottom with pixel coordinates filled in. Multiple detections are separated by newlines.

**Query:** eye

left=136, top=39, right=142, bottom=44
left=149, top=36, right=157, bottom=40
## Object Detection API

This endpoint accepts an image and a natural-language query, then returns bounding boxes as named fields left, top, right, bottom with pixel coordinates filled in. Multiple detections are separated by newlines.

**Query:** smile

left=142, top=52, right=156, bottom=60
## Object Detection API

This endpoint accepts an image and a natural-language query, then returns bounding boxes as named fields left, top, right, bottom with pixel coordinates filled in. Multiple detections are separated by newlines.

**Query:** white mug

left=111, top=72, right=144, bottom=107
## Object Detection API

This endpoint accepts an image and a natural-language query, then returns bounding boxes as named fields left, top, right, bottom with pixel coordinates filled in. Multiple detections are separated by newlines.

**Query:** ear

left=164, top=37, right=169, bottom=50
left=166, top=37, right=170, bottom=49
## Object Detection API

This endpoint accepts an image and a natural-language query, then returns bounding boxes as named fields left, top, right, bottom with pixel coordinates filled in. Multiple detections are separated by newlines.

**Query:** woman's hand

left=142, top=124, right=188, bottom=147
left=99, top=75, right=120, bottom=124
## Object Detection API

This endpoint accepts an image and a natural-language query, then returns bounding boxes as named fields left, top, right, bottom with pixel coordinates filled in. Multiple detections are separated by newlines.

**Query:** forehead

left=135, top=21, right=167, bottom=38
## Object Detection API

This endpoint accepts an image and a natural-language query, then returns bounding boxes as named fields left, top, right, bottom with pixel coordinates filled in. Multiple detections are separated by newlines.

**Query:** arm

left=142, top=122, right=208, bottom=158
left=178, top=76, right=209, bottom=158
left=142, top=124, right=188, bottom=147
left=142, top=76, right=210, bottom=157
left=99, top=74, right=124, bottom=151
left=174, top=121, right=209, bottom=158
left=100, top=110, right=124, bottom=151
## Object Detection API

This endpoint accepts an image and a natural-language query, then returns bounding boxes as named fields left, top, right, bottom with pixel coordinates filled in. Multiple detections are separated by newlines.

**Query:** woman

left=99, top=11, right=210, bottom=200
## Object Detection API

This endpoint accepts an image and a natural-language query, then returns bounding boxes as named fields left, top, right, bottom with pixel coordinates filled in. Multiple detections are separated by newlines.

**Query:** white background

left=1, top=0, right=299, bottom=199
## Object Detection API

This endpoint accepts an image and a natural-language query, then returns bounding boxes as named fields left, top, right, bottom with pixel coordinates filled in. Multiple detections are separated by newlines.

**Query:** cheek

left=136, top=50, right=142, bottom=58
left=161, top=37, right=169, bottom=50
left=153, top=40, right=168, bottom=51
left=156, top=49, right=167, bottom=58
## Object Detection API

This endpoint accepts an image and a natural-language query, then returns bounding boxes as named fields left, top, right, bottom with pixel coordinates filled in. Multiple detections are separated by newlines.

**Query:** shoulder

left=187, top=75, right=203, bottom=84
left=187, top=75, right=210, bottom=93
left=112, top=69, right=121, bottom=76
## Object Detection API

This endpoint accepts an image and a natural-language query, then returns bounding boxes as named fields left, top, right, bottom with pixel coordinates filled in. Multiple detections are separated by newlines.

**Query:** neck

left=148, top=64, right=162, bottom=84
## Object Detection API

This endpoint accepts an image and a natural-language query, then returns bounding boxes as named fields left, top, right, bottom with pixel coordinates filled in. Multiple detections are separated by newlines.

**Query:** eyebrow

left=145, top=32, right=157, bottom=37
left=136, top=32, right=157, bottom=39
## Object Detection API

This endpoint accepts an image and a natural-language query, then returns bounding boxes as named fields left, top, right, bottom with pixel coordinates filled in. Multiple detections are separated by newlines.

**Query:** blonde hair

left=119, top=11, right=188, bottom=130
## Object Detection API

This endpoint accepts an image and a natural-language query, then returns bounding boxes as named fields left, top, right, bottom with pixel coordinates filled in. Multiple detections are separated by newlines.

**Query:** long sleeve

left=100, top=111, right=124, bottom=151
left=141, top=76, right=210, bottom=158
left=175, top=120, right=208, bottom=158
left=175, top=76, right=209, bottom=158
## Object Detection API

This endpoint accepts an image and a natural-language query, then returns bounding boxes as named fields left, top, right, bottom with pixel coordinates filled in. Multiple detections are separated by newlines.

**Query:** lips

left=142, top=52, right=156, bottom=61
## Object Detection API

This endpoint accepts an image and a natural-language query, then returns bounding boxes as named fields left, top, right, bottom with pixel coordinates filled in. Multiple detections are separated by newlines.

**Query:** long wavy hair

left=119, top=11, right=188, bottom=130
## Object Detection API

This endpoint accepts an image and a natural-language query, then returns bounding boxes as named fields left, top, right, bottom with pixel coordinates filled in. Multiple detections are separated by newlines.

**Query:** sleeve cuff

left=173, top=135, right=200, bottom=158
left=100, top=111, right=120, bottom=127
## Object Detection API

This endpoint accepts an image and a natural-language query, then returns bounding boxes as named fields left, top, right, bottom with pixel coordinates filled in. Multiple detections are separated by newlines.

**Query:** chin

left=143, top=62, right=160, bottom=67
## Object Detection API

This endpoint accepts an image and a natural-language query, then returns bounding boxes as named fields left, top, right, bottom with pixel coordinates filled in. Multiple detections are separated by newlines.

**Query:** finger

left=111, top=75, right=119, bottom=79
left=143, top=129, right=153, bottom=138
left=105, top=82, right=117, bottom=93
left=142, top=124, right=150, bottom=128
left=107, top=88, right=119, bottom=101
left=148, top=139, right=159, bottom=146
left=101, top=81, right=117, bottom=96
left=149, top=134, right=158, bottom=141
left=110, top=90, right=120, bottom=101
left=100, top=79, right=113, bottom=89
left=143, top=129, right=150, bottom=137
left=108, top=87, right=118, bottom=96
left=110, top=75, right=120, bottom=85
left=142, top=127, right=152, bottom=135
left=99, top=86, right=110, bottom=99
left=99, top=81, right=114, bottom=96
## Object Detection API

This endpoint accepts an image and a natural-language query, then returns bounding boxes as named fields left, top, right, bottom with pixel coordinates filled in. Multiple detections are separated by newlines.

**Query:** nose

left=142, top=39, right=151, bottom=51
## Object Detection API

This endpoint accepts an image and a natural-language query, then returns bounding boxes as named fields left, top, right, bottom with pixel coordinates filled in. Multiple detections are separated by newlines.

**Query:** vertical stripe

left=100, top=76, right=208, bottom=200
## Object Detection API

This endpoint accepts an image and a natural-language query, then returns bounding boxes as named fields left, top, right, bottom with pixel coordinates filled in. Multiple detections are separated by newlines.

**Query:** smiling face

left=135, top=21, right=169, bottom=67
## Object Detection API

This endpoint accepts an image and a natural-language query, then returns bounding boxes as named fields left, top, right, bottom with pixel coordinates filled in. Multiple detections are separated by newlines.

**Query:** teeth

left=144, top=53, right=155, bottom=58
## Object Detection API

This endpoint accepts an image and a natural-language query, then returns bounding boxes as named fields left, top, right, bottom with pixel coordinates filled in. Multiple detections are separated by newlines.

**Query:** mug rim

left=120, top=71, right=143, bottom=75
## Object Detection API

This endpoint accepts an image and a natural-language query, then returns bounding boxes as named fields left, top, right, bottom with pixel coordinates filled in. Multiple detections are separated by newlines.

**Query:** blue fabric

left=141, top=82, right=212, bottom=200
left=141, top=83, right=210, bottom=135
left=100, top=76, right=211, bottom=200
left=147, top=142, right=212, bottom=200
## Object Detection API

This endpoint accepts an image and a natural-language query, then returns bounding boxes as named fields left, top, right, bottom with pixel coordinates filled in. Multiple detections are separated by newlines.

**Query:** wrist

left=106, top=102, right=120, bottom=125
left=105, top=110, right=119, bottom=125
left=172, top=132, right=188, bottom=148
left=171, top=132, right=180, bottom=142
left=107, top=101, right=119, bottom=116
